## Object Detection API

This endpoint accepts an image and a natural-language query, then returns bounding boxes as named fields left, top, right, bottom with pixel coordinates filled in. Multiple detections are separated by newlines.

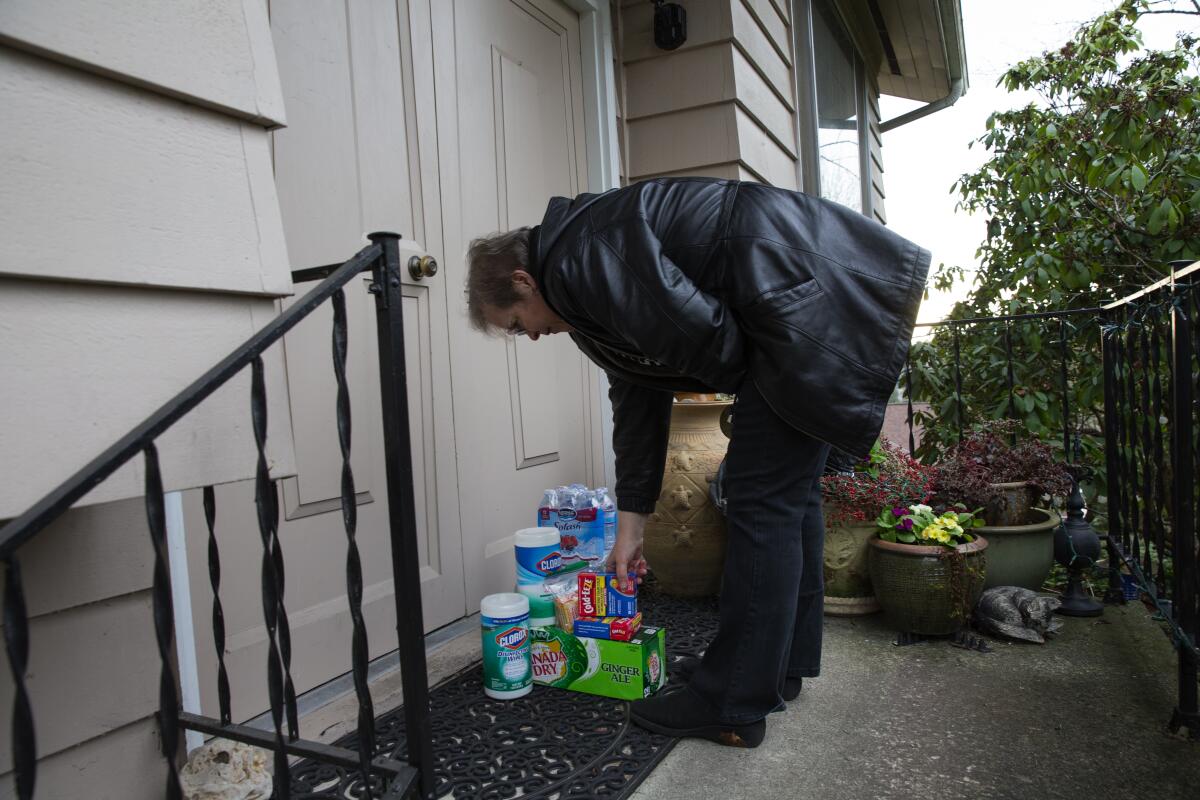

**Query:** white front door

left=432, top=0, right=599, bottom=614
left=184, top=0, right=609, bottom=721
left=185, top=0, right=466, bottom=719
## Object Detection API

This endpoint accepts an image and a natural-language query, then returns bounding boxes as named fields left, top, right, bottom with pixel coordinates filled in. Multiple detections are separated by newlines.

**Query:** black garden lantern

left=1054, top=467, right=1104, bottom=617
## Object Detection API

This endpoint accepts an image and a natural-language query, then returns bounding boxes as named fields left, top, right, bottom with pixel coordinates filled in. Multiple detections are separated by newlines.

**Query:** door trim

left=562, top=0, right=620, bottom=487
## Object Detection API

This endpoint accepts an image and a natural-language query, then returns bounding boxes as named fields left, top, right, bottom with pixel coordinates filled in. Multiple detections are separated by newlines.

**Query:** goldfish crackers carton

left=577, top=572, right=637, bottom=618
left=529, top=624, right=666, bottom=700
left=573, top=612, right=642, bottom=641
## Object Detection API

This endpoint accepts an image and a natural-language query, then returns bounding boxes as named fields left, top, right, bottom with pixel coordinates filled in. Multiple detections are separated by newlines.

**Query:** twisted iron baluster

left=144, top=444, right=182, bottom=800
left=1137, top=323, right=1157, bottom=581
left=268, top=479, right=299, bottom=740
left=1149, top=313, right=1170, bottom=596
left=250, top=356, right=290, bottom=799
left=3, top=557, right=35, bottom=800
left=332, top=288, right=377, bottom=796
left=953, top=325, right=964, bottom=443
left=203, top=486, right=232, bottom=725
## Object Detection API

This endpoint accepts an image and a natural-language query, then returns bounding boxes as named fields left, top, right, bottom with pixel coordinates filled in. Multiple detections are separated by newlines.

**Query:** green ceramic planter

left=978, top=507, right=1059, bottom=590
left=823, top=520, right=880, bottom=616
left=868, top=536, right=989, bottom=635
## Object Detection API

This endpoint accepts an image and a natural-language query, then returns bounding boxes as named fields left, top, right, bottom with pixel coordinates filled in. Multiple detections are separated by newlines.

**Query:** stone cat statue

left=974, top=586, right=1064, bottom=644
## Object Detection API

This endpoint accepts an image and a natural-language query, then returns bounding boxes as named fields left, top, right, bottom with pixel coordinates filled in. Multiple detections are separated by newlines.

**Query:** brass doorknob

left=408, top=255, right=438, bottom=280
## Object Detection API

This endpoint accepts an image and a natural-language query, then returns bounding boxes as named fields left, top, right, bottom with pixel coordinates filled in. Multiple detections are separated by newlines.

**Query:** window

left=800, top=1, right=868, bottom=213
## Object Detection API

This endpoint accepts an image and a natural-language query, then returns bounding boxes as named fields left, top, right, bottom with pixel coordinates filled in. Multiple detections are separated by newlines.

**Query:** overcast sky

left=878, top=1, right=1191, bottom=325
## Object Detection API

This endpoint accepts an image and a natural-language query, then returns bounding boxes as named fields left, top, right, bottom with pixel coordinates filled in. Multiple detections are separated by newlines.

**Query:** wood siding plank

left=621, top=0, right=733, bottom=64
left=0, top=499, right=152, bottom=619
left=627, top=103, right=740, bottom=178
left=734, top=106, right=798, bottom=189
left=0, top=0, right=285, bottom=125
left=0, top=279, right=296, bottom=518
left=731, top=0, right=794, bottom=109
left=631, top=162, right=747, bottom=181
left=624, top=43, right=735, bottom=120
left=0, top=719, right=162, bottom=800
left=732, top=47, right=797, bottom=157
left=0, top=592, right=159, bottom=769
left=740, top=0, right=791, bottom=66
left=0, top=47, right=291, bottom=295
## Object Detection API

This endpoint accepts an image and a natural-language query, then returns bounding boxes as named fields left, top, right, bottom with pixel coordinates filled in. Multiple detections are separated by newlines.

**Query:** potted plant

left=820, top=439, right=934, bottom=615
left=933, top=420, right=1071, bottom=590
left=868, top=504, right=989, bottom=635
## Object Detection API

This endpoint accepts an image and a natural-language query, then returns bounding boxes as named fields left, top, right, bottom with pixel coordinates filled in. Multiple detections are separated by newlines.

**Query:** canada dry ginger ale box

left=529, top=625, right=666, bottom=701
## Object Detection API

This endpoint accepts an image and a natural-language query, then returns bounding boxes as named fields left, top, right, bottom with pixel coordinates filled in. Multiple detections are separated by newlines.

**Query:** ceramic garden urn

left=643, top=398, right=731, bottom=596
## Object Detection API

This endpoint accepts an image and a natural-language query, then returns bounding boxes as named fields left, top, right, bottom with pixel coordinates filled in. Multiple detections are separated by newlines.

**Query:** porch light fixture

left=653, top=1, right=687, bottom=51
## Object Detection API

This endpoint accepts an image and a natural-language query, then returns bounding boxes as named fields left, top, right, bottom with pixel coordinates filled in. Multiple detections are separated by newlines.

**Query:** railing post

left=368, top=232, right=435, bottom=795
left=1169, top=267, right=1198, bottom=738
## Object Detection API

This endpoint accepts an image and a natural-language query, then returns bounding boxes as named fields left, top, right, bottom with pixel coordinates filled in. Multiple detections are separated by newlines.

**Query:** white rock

left=180, top=739, right=273, bottom=800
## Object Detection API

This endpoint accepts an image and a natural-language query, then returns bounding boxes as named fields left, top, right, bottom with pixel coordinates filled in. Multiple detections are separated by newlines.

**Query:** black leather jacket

left=528, top=178, right=930, bottom=513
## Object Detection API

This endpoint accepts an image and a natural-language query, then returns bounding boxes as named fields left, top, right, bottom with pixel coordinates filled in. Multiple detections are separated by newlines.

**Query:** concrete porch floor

left=287, top=598, right=1199, bottom=798
left=632, top=603, right=1200, bottom=800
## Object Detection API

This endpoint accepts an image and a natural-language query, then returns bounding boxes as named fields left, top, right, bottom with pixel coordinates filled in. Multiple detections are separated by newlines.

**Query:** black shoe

left=631, top=687, right=766, bottom=748
left=782, top=677, right=803, bottom=701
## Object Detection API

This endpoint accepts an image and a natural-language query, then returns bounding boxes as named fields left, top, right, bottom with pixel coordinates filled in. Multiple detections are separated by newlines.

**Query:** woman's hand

left=607, top=511, right=650, bottom=591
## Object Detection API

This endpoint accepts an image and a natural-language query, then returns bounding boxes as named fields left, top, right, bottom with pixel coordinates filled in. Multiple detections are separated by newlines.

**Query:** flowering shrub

left=931, top=419, right=1071, bottom=511
left=876, top=503, right=984, bottom=548
left=821, top=439, right=935, bottom=527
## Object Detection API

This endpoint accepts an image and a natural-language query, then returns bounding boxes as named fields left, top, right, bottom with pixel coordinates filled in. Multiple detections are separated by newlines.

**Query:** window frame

left=793, top=0, right=873, bottom=216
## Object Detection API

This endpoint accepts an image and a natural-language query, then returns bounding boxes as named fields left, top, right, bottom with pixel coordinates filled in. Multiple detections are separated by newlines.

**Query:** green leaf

left=1130, top=164, right=1148, bottom=191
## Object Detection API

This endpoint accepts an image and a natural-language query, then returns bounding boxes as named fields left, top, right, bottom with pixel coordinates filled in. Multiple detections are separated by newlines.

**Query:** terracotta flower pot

left=644, top=400, right=731, bottom=597
left=868, top=535, right=989, bottom=635
left=822, top=512, right=881, bottom=616
left=978, top=507, right=1059, bottom=590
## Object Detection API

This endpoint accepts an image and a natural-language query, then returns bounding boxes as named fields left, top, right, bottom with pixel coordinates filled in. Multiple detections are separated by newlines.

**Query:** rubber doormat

left=290, top=585, right=720, bottom=799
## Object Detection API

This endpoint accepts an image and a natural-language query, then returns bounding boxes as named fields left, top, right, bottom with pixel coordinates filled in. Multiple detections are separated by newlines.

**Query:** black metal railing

left=1101, top=263, right=1198, bottom=737
left=0, top=233, right=434, bottom=798
left=903, top=260, right=1199, bottom=739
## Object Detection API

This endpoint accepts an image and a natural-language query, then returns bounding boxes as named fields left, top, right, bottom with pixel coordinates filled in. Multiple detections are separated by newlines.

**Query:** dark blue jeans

left=688, top=379, right=830, bottom=723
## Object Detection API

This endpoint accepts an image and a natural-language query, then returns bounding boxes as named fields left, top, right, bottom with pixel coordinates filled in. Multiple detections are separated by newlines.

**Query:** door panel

left=434, top=0, right=593, bottom=615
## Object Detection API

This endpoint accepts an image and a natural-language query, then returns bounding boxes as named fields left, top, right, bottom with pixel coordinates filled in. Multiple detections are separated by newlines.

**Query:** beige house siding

left=866, top=78, right=887, bottom=224
left=616, top=0, right=889, bottom=208
left=0, top=1, right=292, bottom=796
left=618, top=0, right=800, bottom=187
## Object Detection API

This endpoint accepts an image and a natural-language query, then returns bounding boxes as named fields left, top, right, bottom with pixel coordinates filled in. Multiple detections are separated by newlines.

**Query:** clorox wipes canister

left=514, top=526, right=566, bottom=627
left=480, top=593, right=532, bottom=700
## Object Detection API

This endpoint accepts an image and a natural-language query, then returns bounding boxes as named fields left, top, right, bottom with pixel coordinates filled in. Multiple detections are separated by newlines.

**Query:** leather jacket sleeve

left=606, top=374, right=673, bottom=514
left=557, top=214, right=746, bottom=394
